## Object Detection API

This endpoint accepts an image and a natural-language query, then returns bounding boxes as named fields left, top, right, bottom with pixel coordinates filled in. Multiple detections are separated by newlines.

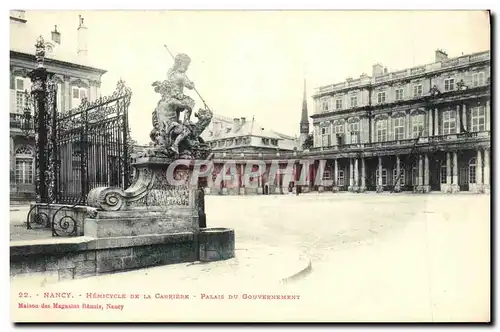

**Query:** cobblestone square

left=10, top=193, right=490, bottom=322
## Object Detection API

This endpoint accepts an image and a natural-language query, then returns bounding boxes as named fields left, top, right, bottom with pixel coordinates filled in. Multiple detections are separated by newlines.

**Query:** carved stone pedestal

left=84, top=155, right=234, bottom=275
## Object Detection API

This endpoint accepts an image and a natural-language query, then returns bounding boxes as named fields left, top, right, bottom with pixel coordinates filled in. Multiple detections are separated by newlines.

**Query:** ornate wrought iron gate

left=55, top=82, right=132, bottom=204
left=27, top=37, right=132, bottom=207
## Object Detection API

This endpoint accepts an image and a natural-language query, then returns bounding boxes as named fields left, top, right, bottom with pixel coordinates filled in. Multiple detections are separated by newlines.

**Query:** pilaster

left=483, top=148, right=490, bottom=194
left=333, top=159, right=340, bottom=192
left=394, top=155, right=401, bottom=192
left=434, top=108, right=439, bottom=136
left=450, top=151, right=460, bottom=193
left=348, top=158, right=354, bottom=192
left=353, top=158, right=359, bottom=192
left=360, top=158, right=366, bottom=192
left=376, top=156, right=383, bottom=193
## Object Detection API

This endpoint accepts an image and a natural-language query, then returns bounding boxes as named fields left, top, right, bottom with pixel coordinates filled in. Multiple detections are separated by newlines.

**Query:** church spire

left=300, top=78, right=309, bottom=134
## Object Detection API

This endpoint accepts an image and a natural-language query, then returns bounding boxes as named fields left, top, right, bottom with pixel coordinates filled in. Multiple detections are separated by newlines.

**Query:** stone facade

left=200, top=49, right=490, bottom=195
left=308, top=49, right=491, bottom=194
left=200, top=114, right=299, bottom=153
left=9, top=11, right=107, bottom=203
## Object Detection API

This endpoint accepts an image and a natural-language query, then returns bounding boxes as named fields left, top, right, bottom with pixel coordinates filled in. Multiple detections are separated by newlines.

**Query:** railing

left=432, top=131, right=489, bottom=142
left=9, top=112, right=33, bottom=130
left=314, top=50, right=490, bottom=94
left=211, top=131, right=490, bottom=161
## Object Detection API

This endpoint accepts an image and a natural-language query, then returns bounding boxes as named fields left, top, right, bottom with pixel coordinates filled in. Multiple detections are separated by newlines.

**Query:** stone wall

left=10, top=232, right=197, bottom=284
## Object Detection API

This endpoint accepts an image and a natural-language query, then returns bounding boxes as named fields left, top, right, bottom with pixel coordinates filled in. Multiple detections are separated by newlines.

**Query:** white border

left=2, top=1, right=497, bottom=331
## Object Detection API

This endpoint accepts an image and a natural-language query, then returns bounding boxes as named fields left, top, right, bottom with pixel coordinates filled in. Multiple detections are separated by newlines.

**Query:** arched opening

left=15, top=146, right=34, bottom=186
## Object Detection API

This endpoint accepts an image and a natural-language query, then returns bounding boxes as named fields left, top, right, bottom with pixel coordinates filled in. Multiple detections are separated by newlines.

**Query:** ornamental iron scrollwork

left=51, top=205, right=77, bottom=237
left=26, top=204, right=50, bottom=230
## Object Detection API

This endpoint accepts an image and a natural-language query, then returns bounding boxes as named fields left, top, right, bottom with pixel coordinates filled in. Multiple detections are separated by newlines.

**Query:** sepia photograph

left=7, top=8, right=491, bottom=323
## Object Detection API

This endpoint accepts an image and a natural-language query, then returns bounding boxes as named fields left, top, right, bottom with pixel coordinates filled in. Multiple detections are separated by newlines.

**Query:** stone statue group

left=148, top=53, right=213, bottom=160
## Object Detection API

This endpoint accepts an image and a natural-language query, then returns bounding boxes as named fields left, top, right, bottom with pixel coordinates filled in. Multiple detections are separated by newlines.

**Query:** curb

left=279, top=253, right=313, bottom=284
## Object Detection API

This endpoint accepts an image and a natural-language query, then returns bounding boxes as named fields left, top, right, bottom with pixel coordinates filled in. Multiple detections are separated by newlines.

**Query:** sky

left=19, top=10, right=490, bottom=145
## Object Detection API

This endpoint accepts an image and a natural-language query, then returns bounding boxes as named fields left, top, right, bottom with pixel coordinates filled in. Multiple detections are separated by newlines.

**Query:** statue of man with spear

left=150, top=46, right=212, bottom=156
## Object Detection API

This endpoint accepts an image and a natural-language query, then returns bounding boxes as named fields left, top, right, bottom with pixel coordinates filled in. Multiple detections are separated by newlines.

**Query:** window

left=322, top=100, right=329, bottom=112
left=349, top=122, right=359, bottom=144
left=440, top=165, right=447, bottom=184
left=411, top=114, right=425, bottom=138
left=15, top=146, right=33, bottom=184
left=334, top=123, right=344, bottom=134
left=472, top=72, right=485, bottom=87
left=469, top=158, right=477, bottom=184
left=335, top=99, right=343, bottom=110
left=376, top=169, right=388, bottom=186
left=471, top=106, right=486, bottom=132
left=413, top=84, right=423, bottom=97
left=72, top=87, right=88, bottom=108
left=350, top=133, right=358, bottom=144
left=377, top=91, right=386, bottom=104
left=376, top=119, right=388, bottom=142
left=444, top=78, right=455, bottom=92
left=393, top=166, right=406, bottom=186
left=442, top=110, right=457, bottom=135
left=323, top=170, right=331, bottom=180
left=321, top=127, right=331, bottom=146
left=15, top=78, right=26, bottom=113
left=395, top=88, right=404, bottom=101
left=393, top=117, right=405, bottom=140
left=350, top=95, right=358, bottom=107
left=337, top=169, right=345, bottom=186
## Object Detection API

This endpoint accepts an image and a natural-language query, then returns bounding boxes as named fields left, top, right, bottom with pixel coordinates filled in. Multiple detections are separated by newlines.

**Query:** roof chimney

left=77, top=15, right=88, bottom=58
left=384, top=67, right=388, bottom=74
left=233, top=118, right=241, bottom=132
left=240, top=117, right=246, bottom=125
left=51, top=25, right=61, bottom=44
left=435, top=49, right=448, bottom=62
left=372, top=63, right=384, bottom=77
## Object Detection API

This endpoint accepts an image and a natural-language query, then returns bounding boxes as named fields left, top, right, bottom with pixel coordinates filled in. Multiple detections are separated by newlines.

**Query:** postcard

left=9, top=9, right=491, bottom=323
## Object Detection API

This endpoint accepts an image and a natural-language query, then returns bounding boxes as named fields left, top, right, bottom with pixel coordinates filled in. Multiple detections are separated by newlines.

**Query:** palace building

left=205, top=48, right=490, bottom=195
left=308, top=49, right=490, bottom=194
left=10, top=11, right=107, bottom=203
left=201, top=114, right=298, bottom=154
